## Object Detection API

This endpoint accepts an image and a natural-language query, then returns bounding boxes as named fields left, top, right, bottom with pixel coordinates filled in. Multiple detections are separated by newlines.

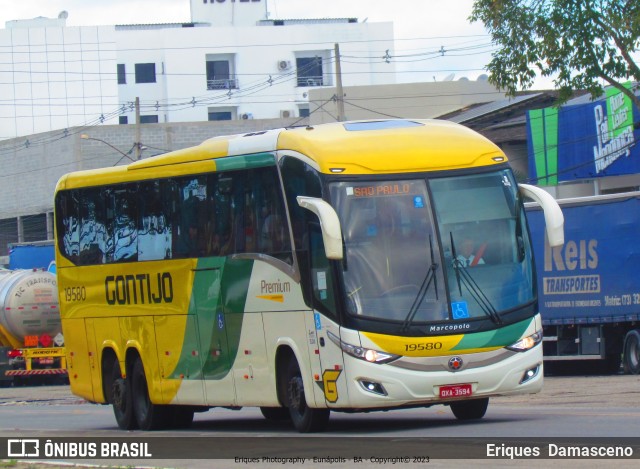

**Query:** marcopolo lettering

left=105, top=273, right=173, bottom=305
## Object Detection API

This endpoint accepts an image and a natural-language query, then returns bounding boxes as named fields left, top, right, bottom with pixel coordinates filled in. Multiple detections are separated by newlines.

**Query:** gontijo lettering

left=105, top=273, right=173, bottom=305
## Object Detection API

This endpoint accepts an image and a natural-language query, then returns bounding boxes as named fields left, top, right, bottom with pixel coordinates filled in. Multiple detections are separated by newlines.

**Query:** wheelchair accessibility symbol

left=451, top=301, right=469, bottom=319
left=217, top=312, right=224, bottom=329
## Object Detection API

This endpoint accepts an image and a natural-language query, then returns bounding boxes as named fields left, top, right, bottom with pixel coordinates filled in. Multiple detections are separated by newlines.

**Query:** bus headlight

left=506, top=330, right=543, bottom=352
left=327, top=331, right=400, bottom=364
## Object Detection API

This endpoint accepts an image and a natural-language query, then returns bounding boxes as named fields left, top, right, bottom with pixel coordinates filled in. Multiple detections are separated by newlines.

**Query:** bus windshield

left=432, top=170, right=534, bottom=321
left=329, top=169, right=534, bottom=326
left=330, top=179, right=448, bottom=323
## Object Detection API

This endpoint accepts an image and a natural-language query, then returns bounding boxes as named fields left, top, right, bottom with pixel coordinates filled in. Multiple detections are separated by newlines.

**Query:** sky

left=0, top=0, right=554, bottom=87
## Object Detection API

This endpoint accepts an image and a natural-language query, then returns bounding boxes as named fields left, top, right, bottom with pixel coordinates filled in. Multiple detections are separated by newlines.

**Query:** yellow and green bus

left=54, top=119, right=563, bottom=432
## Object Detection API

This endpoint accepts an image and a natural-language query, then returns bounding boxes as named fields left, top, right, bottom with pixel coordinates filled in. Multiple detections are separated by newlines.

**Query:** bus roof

left=57, top=119, right=506, bottom=191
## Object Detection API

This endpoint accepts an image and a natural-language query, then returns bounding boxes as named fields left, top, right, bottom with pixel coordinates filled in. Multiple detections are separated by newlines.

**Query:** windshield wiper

left=450, top=233, right=502, bottom=325
left=402, top=235, right=438, bottom=331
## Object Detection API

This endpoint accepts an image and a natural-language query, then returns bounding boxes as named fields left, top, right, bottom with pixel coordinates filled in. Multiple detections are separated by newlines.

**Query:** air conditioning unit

left=241, top=113, right=254, bottom=120
left=280, top=110, right=294, bottom=118
left=277, top=60, right=291, bottom=71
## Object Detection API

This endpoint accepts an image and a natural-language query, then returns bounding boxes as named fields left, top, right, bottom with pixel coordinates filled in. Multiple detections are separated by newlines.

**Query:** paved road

left=1, top=374, right=639, bottom=468
left=3, top=373, right=638, bottom=407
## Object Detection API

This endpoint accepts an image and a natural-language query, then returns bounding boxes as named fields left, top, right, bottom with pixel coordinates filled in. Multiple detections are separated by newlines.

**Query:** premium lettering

left=105, top=273, right=173, bottom=305
left=261, top=279, right=291, bottom=294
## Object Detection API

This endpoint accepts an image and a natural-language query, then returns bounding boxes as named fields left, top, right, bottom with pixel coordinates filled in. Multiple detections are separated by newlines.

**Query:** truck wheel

left=623, top=330, right=640, bottom=375
left=131, top=357, right=170, bottom=430
left=110, top=358, right=137, bottom=430
left=450, top=398, right=489, bottom=420
left=284, top=358, right=329, bottom=432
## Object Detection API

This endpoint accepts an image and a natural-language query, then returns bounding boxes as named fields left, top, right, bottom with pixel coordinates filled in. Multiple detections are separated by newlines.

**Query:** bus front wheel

left=450, top=398, right=489, bottom=420
left=110, top=358, right=136, bottom=430
left=284, top=359, right=330, bottom=432
left=131, top=357, right=170, bottom=430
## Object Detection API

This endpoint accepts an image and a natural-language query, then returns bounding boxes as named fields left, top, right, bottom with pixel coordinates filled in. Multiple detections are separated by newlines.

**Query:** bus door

left=155, top=312, right=203, bottom=405
left=308, top=223, right=350, bottom=407
left=193, top=257, right=236, bottom=405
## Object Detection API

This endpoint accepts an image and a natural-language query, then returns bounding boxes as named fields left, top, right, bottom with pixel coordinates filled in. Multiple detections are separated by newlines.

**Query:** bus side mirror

left=518, top=183, right=564, bottom=247
left=296, top=196, right=344, bottom=260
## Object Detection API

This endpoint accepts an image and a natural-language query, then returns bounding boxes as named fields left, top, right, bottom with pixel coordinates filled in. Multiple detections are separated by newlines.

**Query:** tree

left=470, top=0, right=640, bottom=109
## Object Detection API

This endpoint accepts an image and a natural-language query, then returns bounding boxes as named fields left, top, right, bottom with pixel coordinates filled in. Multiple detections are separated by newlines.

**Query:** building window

left=140, top=115, right=159, bottom=124
left=117, top=64, right=126, bottom=84
left=20, top=214, right=47, bottom=242
left=135, top=63, right=156, bottom=84
left=208, top=111, right=232, bottom=121
left=299, top=107, right=310, bottom=118
left=296, top=56, right=324, bottom=87
left=206, top=54, right=237, bottom=90
left=119, top=116, right=128, bottom=125
left=0, top=217, right=18, bottom=257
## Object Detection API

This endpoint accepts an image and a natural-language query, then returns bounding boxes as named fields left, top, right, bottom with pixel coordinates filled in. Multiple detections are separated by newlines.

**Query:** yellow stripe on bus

left=256, top=294, right=284, bottom=303
left=361, top=331, right=503, bottom=357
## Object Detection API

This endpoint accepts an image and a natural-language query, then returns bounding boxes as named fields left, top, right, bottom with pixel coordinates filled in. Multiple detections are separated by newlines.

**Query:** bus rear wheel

left=450, top=398, right=489, bottom=420
left=284, top=359, right=329, bottom=433
left=110, top=358, right=136, bottom=430
left=623, top=330, right=640, bottom=375
left=131, top=357, right=170, bottom=430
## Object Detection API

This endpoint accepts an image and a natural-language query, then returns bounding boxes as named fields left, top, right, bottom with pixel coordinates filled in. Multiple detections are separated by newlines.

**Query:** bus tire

left=623, top=330, right=640, bottom=375
left=260, top=406, right=291, bottom=421
left=110, top=358, right=137, bottom=430
left=284, top=358, right=330, bottom=433
left=450, top=398, right=489, bottom=420
left=131, top=357, right=170, bottom=430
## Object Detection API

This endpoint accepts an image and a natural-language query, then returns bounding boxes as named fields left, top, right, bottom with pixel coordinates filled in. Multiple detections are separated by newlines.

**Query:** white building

left=0, top=0, right=395, bottom=139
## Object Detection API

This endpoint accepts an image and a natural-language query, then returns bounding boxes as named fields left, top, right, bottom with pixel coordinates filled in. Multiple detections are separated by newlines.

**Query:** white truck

left=0, top=269, right=66, bottom=385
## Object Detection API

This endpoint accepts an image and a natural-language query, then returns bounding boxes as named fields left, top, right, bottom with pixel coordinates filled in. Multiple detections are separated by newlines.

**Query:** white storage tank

left=0, top=269, right=60, bottom=344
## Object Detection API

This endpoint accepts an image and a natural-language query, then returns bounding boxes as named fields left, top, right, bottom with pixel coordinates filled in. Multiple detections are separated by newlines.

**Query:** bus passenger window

left=212, top=175, right=233, bottom=255
left=108, top=189, right=138, bottom=262
left=79, top=189, right=108, bottom=265
left=138, top=181, right=173, bottom=260
left=56, top=191, right=80, bottom=263
left=309, top=223, right=337, bottom=319
left=175, top=177, right=207, bottom=257
left=260, top=201, right=285, bottom=253
left=254, top=167, right=292, bottom=263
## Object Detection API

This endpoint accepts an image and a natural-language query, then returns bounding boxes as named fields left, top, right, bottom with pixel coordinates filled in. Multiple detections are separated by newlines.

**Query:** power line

left=0, top=33, right=491, bottom=54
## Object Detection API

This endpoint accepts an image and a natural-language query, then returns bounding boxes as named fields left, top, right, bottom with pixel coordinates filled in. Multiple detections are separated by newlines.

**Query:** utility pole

left=334, top=43, right=345, bottom=122
left=135, top=97, right=141, bottom=159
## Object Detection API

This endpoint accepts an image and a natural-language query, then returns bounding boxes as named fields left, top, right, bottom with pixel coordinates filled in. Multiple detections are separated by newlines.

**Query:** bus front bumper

left=332, top=345, right=542, bottom=409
